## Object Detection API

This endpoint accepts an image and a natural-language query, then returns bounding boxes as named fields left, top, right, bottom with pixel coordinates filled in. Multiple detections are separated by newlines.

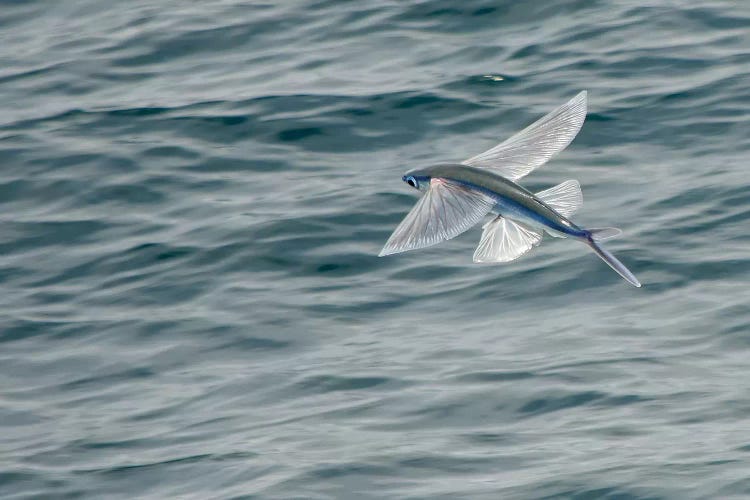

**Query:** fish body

left=379, top=91, right=642, bottom=288
left=404, top=163, right=587, bottom=239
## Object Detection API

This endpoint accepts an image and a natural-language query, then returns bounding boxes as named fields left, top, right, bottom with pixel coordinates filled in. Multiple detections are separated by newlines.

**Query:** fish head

left=402, top=167, right=431, bottom=192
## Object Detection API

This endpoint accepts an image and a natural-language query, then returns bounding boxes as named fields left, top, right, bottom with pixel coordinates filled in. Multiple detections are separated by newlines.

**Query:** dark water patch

left=537, top=485, right=658, bottom=500
left=60, top=367, right=156, bottom=392
left=210, top=336, right=292, bottom=352
left=683, top=7, right=750, bottom=30
left=188, top=156, right=287, bottom=173
left=89, top=275, right=211, bottom=307
left=107, top=106, right=174, bottom=117
left=0, top=64, right=65, bottom=86
left=295, top=375, right=397, bottom=393
left=602, top=394, right=649, bottom=407
left=518, top=390, right=606, bottom=416
left=30, top=241, right=198, bottom=290
left=305, top=462, right=396, bottom=480
left=455, top=370, right=537, bottom=383
left=394, top=1, right=600, bottom=33
left=0, top=319, right=70, bottom=344
left=277, top=126, right=324, bottom=142
left=304, top=253, right=379, bottom=278
left=29, top=152, right=102, bottom=170
left=120, top=242, right=194, bottom=265
left=394, top=396, right=500, bottom=430
left=720, top=321, right=750, bottom=348
left=461, top=432, right=518, bottom=445
left=0, top=407, right=48, bottom=427
left=394, top=94, right=445, bottom=110
left=397, top=453, right=510, bottom=474
left=125, top=403, right=194, bottom=424
left=85, top=183, right=165, bottom=206
left=141, top=145, right=200, bottom=160
left=86, top=453, right=216, bottom=475
left=0, top=470, right=69, bottom=499
left=389, top=263, right=465, bottom=281
left=0, top=220, right=110, bottom=254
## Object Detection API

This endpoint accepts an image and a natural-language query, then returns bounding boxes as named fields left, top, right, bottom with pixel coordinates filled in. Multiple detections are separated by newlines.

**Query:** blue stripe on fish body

left=405, top=165, right=579, bottom=234
left=445, top=175, right=589, bottom=239
left=490, top=194, right=588, bottom=238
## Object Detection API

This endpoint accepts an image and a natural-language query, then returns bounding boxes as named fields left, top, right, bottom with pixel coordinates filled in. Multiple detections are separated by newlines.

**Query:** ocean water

left=1, top=1, right=749, bottom=498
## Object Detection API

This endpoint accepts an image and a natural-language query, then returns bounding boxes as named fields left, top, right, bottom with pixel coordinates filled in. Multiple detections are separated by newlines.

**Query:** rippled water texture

left=1, top=1, right=750, bottom=498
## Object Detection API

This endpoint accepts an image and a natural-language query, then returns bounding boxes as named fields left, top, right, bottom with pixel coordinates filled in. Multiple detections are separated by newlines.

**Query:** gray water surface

left=1, top=1, right=749, bottom=498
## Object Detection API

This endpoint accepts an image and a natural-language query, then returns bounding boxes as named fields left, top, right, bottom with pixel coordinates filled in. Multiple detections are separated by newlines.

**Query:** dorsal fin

left=535, top=180, right=582, bottom=217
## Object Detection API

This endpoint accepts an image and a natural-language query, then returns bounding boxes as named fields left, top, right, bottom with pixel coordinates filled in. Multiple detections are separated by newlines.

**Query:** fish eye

left=405, top=176, right=418, bottom=189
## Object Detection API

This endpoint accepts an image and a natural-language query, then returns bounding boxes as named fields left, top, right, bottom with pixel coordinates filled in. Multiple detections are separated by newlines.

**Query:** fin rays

left=463, top=91, right=587, bottom=181
left=379, top=178, right=495, bottom=256
left=536, top=180, right=583, bottom=217
left=379, top=90, right=642, bottom=287
left=473, top=216, right=543, bottom=263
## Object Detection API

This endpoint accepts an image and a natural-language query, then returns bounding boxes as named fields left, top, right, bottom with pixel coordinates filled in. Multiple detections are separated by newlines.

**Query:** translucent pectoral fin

left=536, top=180, right=583, bottom=217
left=473, top=216, right=543, bottom=263
left=379, top=178, right=495, bottom=256
left=463, top=91, right=587, bottom=181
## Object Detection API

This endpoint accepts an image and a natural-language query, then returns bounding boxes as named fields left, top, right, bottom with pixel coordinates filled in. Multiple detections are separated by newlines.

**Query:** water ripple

left=1, top=0, right=749, bottom=498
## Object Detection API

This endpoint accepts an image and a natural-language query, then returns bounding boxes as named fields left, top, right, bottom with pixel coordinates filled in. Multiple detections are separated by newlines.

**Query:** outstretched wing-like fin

left=473, top=216, right=543, bottom=263
left=535, top=180, right=583, bottom=217
left=463, top=91, right=587, bottom=181
left=379, top=178, right=495, bottom=256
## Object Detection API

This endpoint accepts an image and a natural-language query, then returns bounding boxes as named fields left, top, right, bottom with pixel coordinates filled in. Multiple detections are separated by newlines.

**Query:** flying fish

left=379, top=91, right=641, bottom=287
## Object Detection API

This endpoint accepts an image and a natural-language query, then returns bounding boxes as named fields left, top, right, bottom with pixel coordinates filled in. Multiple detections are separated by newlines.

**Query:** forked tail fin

left=586, top=236, right=641, bottom=287
left=588, top=227, right=623, bottom=241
